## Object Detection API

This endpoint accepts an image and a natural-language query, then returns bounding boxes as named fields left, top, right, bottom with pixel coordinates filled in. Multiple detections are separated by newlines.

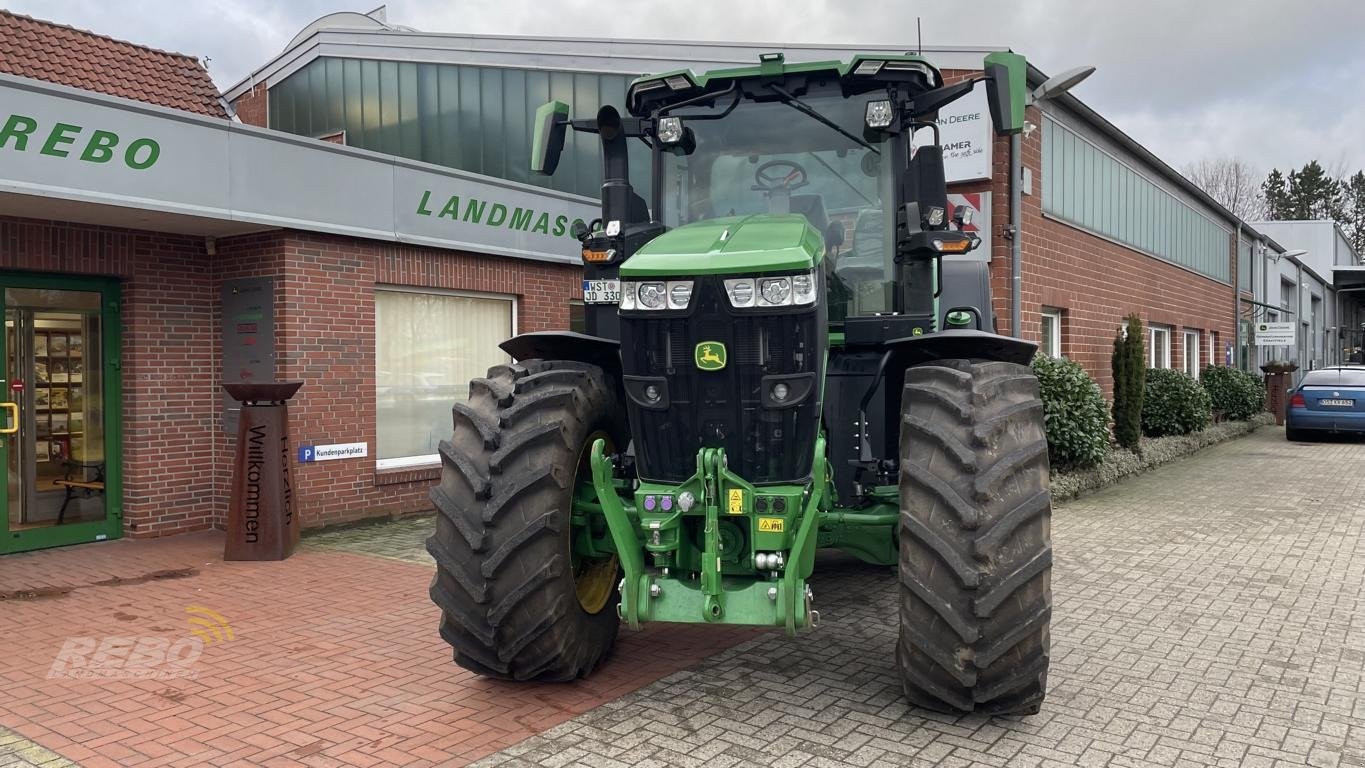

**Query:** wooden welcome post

left=222, top=382, right=303, bottom=561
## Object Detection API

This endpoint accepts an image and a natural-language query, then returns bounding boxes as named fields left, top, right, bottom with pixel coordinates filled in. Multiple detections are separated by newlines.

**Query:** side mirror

left=531, top=101, right=570, bottom=175
left=983, top=51, right=1026, bottom=136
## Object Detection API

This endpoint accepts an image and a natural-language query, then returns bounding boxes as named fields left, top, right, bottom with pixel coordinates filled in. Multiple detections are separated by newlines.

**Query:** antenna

left=917, top=17, right=922, bottom=55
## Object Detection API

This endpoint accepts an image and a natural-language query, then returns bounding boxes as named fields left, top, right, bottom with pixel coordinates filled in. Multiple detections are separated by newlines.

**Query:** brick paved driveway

left=479, top=427, right=1365, bottom=767
left=3, top=426, right=1363, bottom=767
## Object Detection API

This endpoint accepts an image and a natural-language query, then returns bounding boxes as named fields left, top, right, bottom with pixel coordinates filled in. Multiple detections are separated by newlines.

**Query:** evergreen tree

left=1262, top=161, right=1345, bottom=221
left=1344, top=171, right=1365, bottom=255
left=1290, top=161, right=1344, bottom=220
left=1111, top=314, right=1145, bottom=453
left=1262, top=168, right=1290, bottom=219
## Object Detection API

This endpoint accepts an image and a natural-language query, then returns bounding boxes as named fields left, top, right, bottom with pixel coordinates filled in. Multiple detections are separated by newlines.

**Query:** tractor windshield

left=658, top=89, right=898, bottom=321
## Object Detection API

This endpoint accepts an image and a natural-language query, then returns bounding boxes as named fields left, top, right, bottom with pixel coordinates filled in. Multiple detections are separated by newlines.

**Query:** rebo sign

left=0, top=113, right=161, bottom=170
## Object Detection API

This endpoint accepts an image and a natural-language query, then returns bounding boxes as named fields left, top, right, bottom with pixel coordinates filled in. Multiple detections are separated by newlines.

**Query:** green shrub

left=1200, top=365, right=1265, bottom=420
left=1141, top=368, right=1212, bottom=437
left=1031, top=354, right=1110, bottom=470
left=1111, top=314, right=1146, bottom=452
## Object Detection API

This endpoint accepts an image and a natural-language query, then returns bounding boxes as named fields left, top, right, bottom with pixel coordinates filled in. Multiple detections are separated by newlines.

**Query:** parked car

left=1286, top=366, right=1365, bottom=441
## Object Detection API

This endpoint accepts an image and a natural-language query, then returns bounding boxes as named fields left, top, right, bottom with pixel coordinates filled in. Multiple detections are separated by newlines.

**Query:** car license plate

left=582, top=279, right=621, bottom=304
left=1319, top=398, right=1354, bottom=407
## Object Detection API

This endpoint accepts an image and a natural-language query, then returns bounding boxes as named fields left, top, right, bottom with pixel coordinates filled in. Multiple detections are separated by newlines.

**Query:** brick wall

left=0, top=215, right=583, bottom=538
left=231, top=81, right=268, bottom=127
left=218, top=231, right=582, bottom=530
left=0, top=216, right=219, bottom=537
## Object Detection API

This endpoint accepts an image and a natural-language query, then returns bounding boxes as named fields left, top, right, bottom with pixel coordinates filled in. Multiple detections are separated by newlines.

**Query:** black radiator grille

left=620, top=277, right=824, bottom=484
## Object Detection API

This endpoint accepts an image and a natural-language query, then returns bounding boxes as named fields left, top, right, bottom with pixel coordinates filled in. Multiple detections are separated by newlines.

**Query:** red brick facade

left=232, top=80, right=268, bottom=127
left=0, top=216, right=580, bottom=538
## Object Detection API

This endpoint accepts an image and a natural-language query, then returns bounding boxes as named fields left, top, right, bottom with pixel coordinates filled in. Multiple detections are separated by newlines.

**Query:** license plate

left=1319, top=398, right=1354, bottom=407
left=582, top=279, right=620, bottom=305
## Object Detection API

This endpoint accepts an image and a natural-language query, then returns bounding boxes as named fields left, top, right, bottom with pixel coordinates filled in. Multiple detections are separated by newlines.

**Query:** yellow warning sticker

left=727, top=488, right=744, bottom=514
left=758, top=517, right=785, bottom=533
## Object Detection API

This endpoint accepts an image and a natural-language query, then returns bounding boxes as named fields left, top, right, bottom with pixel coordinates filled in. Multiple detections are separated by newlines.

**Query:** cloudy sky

left=10, top=0, right=1365, bottom=177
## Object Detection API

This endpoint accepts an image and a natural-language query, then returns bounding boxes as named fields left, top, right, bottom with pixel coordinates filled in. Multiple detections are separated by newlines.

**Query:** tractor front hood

left=620, top=214, right=824, bottom=278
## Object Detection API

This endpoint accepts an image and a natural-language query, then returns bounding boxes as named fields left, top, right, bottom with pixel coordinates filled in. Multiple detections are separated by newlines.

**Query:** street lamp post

left=1009, top=66, right=1095, bottom=339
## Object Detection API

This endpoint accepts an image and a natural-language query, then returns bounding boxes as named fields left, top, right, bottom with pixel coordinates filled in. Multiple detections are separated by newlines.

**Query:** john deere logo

left=695, top=342, right=727, bottom=371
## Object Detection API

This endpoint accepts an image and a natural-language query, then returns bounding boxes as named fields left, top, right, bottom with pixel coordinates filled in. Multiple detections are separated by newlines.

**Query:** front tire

left=897, top=359, right=1052, bottom=715
left=426, top=359, right=626, bottom=681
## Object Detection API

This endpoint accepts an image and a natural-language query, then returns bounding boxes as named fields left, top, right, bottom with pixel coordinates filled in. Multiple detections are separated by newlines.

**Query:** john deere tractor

left=427, top=51, right=1052, bottom=715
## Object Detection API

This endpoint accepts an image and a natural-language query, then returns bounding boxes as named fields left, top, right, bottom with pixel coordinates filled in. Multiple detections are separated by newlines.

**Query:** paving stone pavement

left=304, top=515, right=435, bottom=564
left=472, top=427, right=1365, bottom=768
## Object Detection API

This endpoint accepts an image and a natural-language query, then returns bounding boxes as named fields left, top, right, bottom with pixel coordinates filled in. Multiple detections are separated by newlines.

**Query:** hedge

left=1141, top=368, right=1212, bottom=437
left=1201, top=365, right=1266, bottom=420
left=1031, top=354, right=1109, bottom=470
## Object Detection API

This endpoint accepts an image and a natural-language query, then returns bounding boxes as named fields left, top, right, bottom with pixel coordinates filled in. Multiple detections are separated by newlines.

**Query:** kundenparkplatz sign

left=0, top=74, right=596, bottom=265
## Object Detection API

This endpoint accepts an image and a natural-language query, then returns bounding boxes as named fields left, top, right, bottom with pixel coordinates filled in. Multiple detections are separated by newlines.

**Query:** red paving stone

left=0, top=532, right=756, bottom=766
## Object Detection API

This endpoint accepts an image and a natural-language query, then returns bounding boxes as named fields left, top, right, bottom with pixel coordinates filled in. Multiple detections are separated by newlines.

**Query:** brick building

left=0, top=8, right=1287, bottom=554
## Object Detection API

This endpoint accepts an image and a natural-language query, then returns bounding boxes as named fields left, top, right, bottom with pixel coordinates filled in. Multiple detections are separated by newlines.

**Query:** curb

left=1050, top=413, right=1276, bottom=502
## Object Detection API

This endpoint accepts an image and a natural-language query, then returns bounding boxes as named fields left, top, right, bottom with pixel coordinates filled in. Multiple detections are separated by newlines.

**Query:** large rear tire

left=897, top=359, right=1052, bottom=715
left=426, top=359, right=626, bottom=681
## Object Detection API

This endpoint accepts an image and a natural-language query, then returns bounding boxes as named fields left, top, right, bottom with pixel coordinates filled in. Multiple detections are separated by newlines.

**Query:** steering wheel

left=752, top=160, right=809, bottom=192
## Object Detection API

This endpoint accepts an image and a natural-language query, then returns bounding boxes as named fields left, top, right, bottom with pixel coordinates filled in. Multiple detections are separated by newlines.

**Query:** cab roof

left=626, top=52, right=942, bottom=117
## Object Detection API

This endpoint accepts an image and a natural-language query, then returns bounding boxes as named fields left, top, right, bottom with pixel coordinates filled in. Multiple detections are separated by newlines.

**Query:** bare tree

left=1183, top=157, right=1267, bottom=221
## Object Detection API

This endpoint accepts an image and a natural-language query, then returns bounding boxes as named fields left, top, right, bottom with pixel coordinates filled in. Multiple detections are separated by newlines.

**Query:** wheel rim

left=572, top=430, right=619, bottom=615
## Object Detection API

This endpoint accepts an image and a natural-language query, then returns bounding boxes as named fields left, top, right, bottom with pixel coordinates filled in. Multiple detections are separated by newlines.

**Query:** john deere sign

left=0, top=73, right=596, bottom=265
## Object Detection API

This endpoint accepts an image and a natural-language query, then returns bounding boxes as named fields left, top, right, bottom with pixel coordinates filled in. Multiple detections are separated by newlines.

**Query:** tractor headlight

left=619, top=281, right=636, bottom=310
left=657, top=117, right=684, bottom=144
left=637, top=281, right=667, bottom=310
left=758, top=277, right=792, bottom=307
left=667, top=280, right=693, bottom=309
left=723, top=271, right=817, bottom=308
left=724, top=278, right=756, bottom=308
left=791, top=271, right=816, bottom=305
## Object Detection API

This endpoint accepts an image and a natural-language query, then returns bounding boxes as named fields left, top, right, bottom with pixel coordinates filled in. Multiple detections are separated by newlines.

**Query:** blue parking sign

left=298, top=445, right=315, bottom=462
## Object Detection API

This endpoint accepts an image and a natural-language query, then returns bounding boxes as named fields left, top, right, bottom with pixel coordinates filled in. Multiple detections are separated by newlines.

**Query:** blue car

left=1286, top=366, right=1365, bottom=441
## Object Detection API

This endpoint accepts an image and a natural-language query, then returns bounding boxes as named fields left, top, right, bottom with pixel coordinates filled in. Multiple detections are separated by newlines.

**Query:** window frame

left=1183, top=329, right=1200, bottom=378
left=373, top=284, right=519, bottom=470
left=1149, top=324, right=1172, bottom=369
left=1039, top=307, right=1063, bottom=358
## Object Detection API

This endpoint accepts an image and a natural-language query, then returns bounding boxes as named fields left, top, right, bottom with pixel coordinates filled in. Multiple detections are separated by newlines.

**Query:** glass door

left=1, top=275, right=121, bottom=554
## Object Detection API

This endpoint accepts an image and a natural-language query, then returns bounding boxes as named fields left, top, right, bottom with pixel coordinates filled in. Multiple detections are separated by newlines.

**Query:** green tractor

left=427, top=50, right=1052, bottom=715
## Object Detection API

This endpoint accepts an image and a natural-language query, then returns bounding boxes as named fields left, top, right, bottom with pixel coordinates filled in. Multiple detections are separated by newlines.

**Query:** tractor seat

left=836, top=208, right=886, bottom=281
left=789, top=194, right=830, bottom=241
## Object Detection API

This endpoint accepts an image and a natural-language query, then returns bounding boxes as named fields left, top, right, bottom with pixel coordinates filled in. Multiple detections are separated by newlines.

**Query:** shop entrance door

left=1, top=275, right=121, bottom=554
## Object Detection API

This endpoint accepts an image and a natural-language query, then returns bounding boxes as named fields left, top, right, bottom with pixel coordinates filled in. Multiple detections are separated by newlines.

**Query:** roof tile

left=0, top=9, right=226, bottom=118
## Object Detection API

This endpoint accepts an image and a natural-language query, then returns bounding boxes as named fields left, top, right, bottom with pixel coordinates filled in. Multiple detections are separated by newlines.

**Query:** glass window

left=375, top=289, right=515, bottom=466
left=1150, top=325, right=1171, bottom=369
left=269, top=57, right=634, bottom=199
left=1302, top=369, right=1365, bottom=387
left=660, top=87, right=891, bottom=322
left=1040, top=308, right=1063, bottom=358
left=1184, top=330, right=1200, bottom=378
